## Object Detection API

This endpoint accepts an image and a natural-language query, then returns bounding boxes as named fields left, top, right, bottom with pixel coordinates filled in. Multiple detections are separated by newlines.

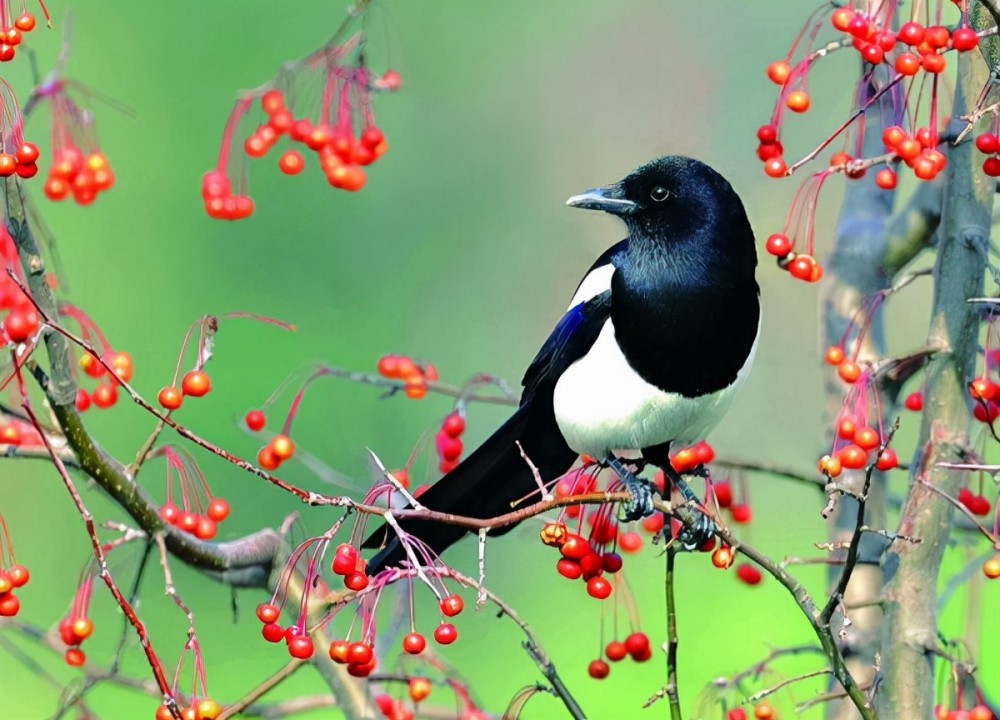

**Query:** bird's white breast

left=552, top=318, right=758, bottom=458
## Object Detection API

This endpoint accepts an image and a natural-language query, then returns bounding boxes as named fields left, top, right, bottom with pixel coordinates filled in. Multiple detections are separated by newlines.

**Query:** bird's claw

left=622, top=476, right=655, bottom=522
left=606, top=457, right=655, bottom=522
left=678, top=511, right=715, bottom=550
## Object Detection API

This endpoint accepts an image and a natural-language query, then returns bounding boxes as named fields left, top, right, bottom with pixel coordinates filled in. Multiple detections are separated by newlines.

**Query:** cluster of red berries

left=157, top=369, right=212, bottom=413
left=957, top=487, right=992, bottom=517
left=934, top=705, right=995, bottom=720
left=200, top=170, right=254, bottom=220
left=331, top=542, right=369, bottom=592
left=540, top=522, right=618, bottom=600
left=155, top=699, right=222, bottom=720
left=0, top=418, right=42, bottom=447
left=0, top=139, right=39, bottom=180
left=159, top=497, right=230, bottom=541
left=256, top=604, right=318, bottom=661
left=377, top=354, right=439, bottom=399
left=255, top=433, right=295, bottom=471
left=828, top=11, right=977, bottom=71
left=58, top=613, right=94, bottom=667
left=327, top=637, right=378, bottom=677
left=709, top=478, right=751, bottom=526
left=435, top=412, right=465, bottom=473
left=879, top=125, right=947, bottom=182
left=248, top=90, right=388, bottom=190
left=43, top=149, right=115, bottom=205
left=764, top=231, right=823, bottom=283
left=74, top=350, right=133, bottom=412
left=0, top=11, right=40, bottom=63
left=728, top=702, right=780, bottom=720
left=823, top=345, right=863, bottom=385
left=0, top=562, right=29, bottom=617
left=817, top=414, right=897, bottom=478
left=975, top=132, right=1000, bottom=177
left=0, top=234, right=41, bottom=344
left=968, top=376, right=1000, bottom=425
left=587, top=631, right=652, bottom=679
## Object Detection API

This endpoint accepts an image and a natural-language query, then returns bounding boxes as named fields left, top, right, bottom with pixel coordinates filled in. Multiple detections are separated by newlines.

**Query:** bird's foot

left=677, top=511, right=716, bottom=550
left=607, top=456, right=655, bottom=522
left=667, top=467, right=716, bottom=550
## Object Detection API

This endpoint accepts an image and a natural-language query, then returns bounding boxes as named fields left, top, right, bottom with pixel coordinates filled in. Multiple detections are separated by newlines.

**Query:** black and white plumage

left=364, top=156, right=759, bottom=574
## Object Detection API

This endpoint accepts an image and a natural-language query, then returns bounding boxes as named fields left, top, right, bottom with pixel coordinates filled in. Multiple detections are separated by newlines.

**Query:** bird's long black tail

left=363, top=398, right=577, bottom=575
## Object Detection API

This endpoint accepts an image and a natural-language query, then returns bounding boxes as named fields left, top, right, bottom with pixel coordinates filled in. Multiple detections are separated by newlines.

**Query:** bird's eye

left=650, top=186, right=670, bottom=202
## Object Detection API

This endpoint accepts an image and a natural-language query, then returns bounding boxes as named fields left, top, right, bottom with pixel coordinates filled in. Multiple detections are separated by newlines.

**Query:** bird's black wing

left=520, top=289, right=612, bottom=405
left=364, top=289, right=612, bottom=574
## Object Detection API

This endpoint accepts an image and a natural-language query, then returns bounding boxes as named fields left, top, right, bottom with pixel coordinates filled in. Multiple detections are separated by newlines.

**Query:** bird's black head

left=566, top=156, right=756, bottom=270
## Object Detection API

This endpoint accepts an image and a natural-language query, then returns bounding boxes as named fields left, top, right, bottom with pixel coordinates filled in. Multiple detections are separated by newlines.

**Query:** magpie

left=364, top=155, right=759, bottom=575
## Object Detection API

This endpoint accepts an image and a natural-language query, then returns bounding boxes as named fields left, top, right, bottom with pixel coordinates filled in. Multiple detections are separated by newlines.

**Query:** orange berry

left=766, top=60, right=792, bottom=85
left=824, top=346, right=845, bottom=365
left=785, top=90, right=810, bottom=113
left=271, top=434, right=295, bottom=461
left=181, top=370, right=211, bottom=397
left=157, top=386, right=183, bottom=411
left=984, top=556, right=1000, bottom=579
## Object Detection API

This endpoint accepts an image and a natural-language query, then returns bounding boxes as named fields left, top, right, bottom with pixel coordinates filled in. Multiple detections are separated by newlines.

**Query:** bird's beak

left=565, top=183, right=636, bottom=216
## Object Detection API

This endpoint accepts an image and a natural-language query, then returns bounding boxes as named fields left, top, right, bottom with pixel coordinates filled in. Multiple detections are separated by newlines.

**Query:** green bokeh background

left=1, top=2, right=996, bottom=718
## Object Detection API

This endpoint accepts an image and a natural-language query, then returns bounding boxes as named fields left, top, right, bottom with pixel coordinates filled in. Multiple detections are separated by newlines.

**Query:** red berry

left=729, top=710, right=749, bottom=720
left=287, top=635, right=314, bottom=659
left=278, top=150, right=305, bottom=175
left=586, top=576, right=612, bottom=599
left=8, top=564, right=29, bottom=588
left=757, top=124, right=778, bottom=144
left=440, top=594, right=464, bottom=616
left=839, top=444, right=869, bottom=470
left=854, top=426, right=881, bottom=450
left=713, top=480, right=733, bottom=508
left=736, top=563, right=763, bottom=585
left=838, top=361, right=861, bottom=383
left=261, top=623, right=284, bottom=643
left=3, top=309, right=39, bottom=343
left=602, top=552, right=623, bottom=573
left=256, top=603, right=280, bottom=624
left=159, top=502, right=181, bottom=525
left=346, top=642, right=373, bottom=665
left=588, top=659, right=610, bottom=679
left=207, top=498, right=230, bottom=522
left=332, top=544, right=359, bottom=576
left=899, top=21, right=925, bottom=46
left=245, top=409, right=266, bottom=431
left=442, top=412, right=465, bottom=437
left=730, top=504, right=752, bottom=524
left=65, top=648, right=86, bottom=667
left=14, top=13, right=35, bottom=32
left=605, top=641, right=627, bottom=661
left=194, top=517, right=217, bottom=540
left=91, top=383, right=119, bottom=409
left=556, top=558, right=583, bottom=580
left=402, top=632, right=426, bottom=654
left=977, top=133, right=1000, bottom=156
left=895, top=52, right=921, bottom=76
left=345, top=572, right=369, bottom=591
left=712, top=546, right=734, bottom=569
left=433, top=623, right=458, bottom=645
left=765, top=233, right=793, bottom=258
left=624, top=632, right=650, bottom=657
left=75, top=388, right=92, bottom=412
left=618, top=531, right=643, bottom=553
left=764, top=157, right=787, bottom=178
left=788, top=254, right=817, bottom=281
left=875, top=168, right=897, bottom=190
left=875, top=448, right=899, bottom=471
left=560, top=534, right=591, bottom=560
left=825, top=346, right=846, bottom=365
left=904, top=392, right=923, bottom=411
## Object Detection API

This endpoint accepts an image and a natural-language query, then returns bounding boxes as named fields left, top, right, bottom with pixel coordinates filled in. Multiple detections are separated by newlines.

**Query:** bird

left=363, top=155, right=759, bottom=575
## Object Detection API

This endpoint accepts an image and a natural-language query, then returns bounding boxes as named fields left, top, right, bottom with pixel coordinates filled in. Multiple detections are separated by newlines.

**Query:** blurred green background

left=1, top=1, right=996, bottom=718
